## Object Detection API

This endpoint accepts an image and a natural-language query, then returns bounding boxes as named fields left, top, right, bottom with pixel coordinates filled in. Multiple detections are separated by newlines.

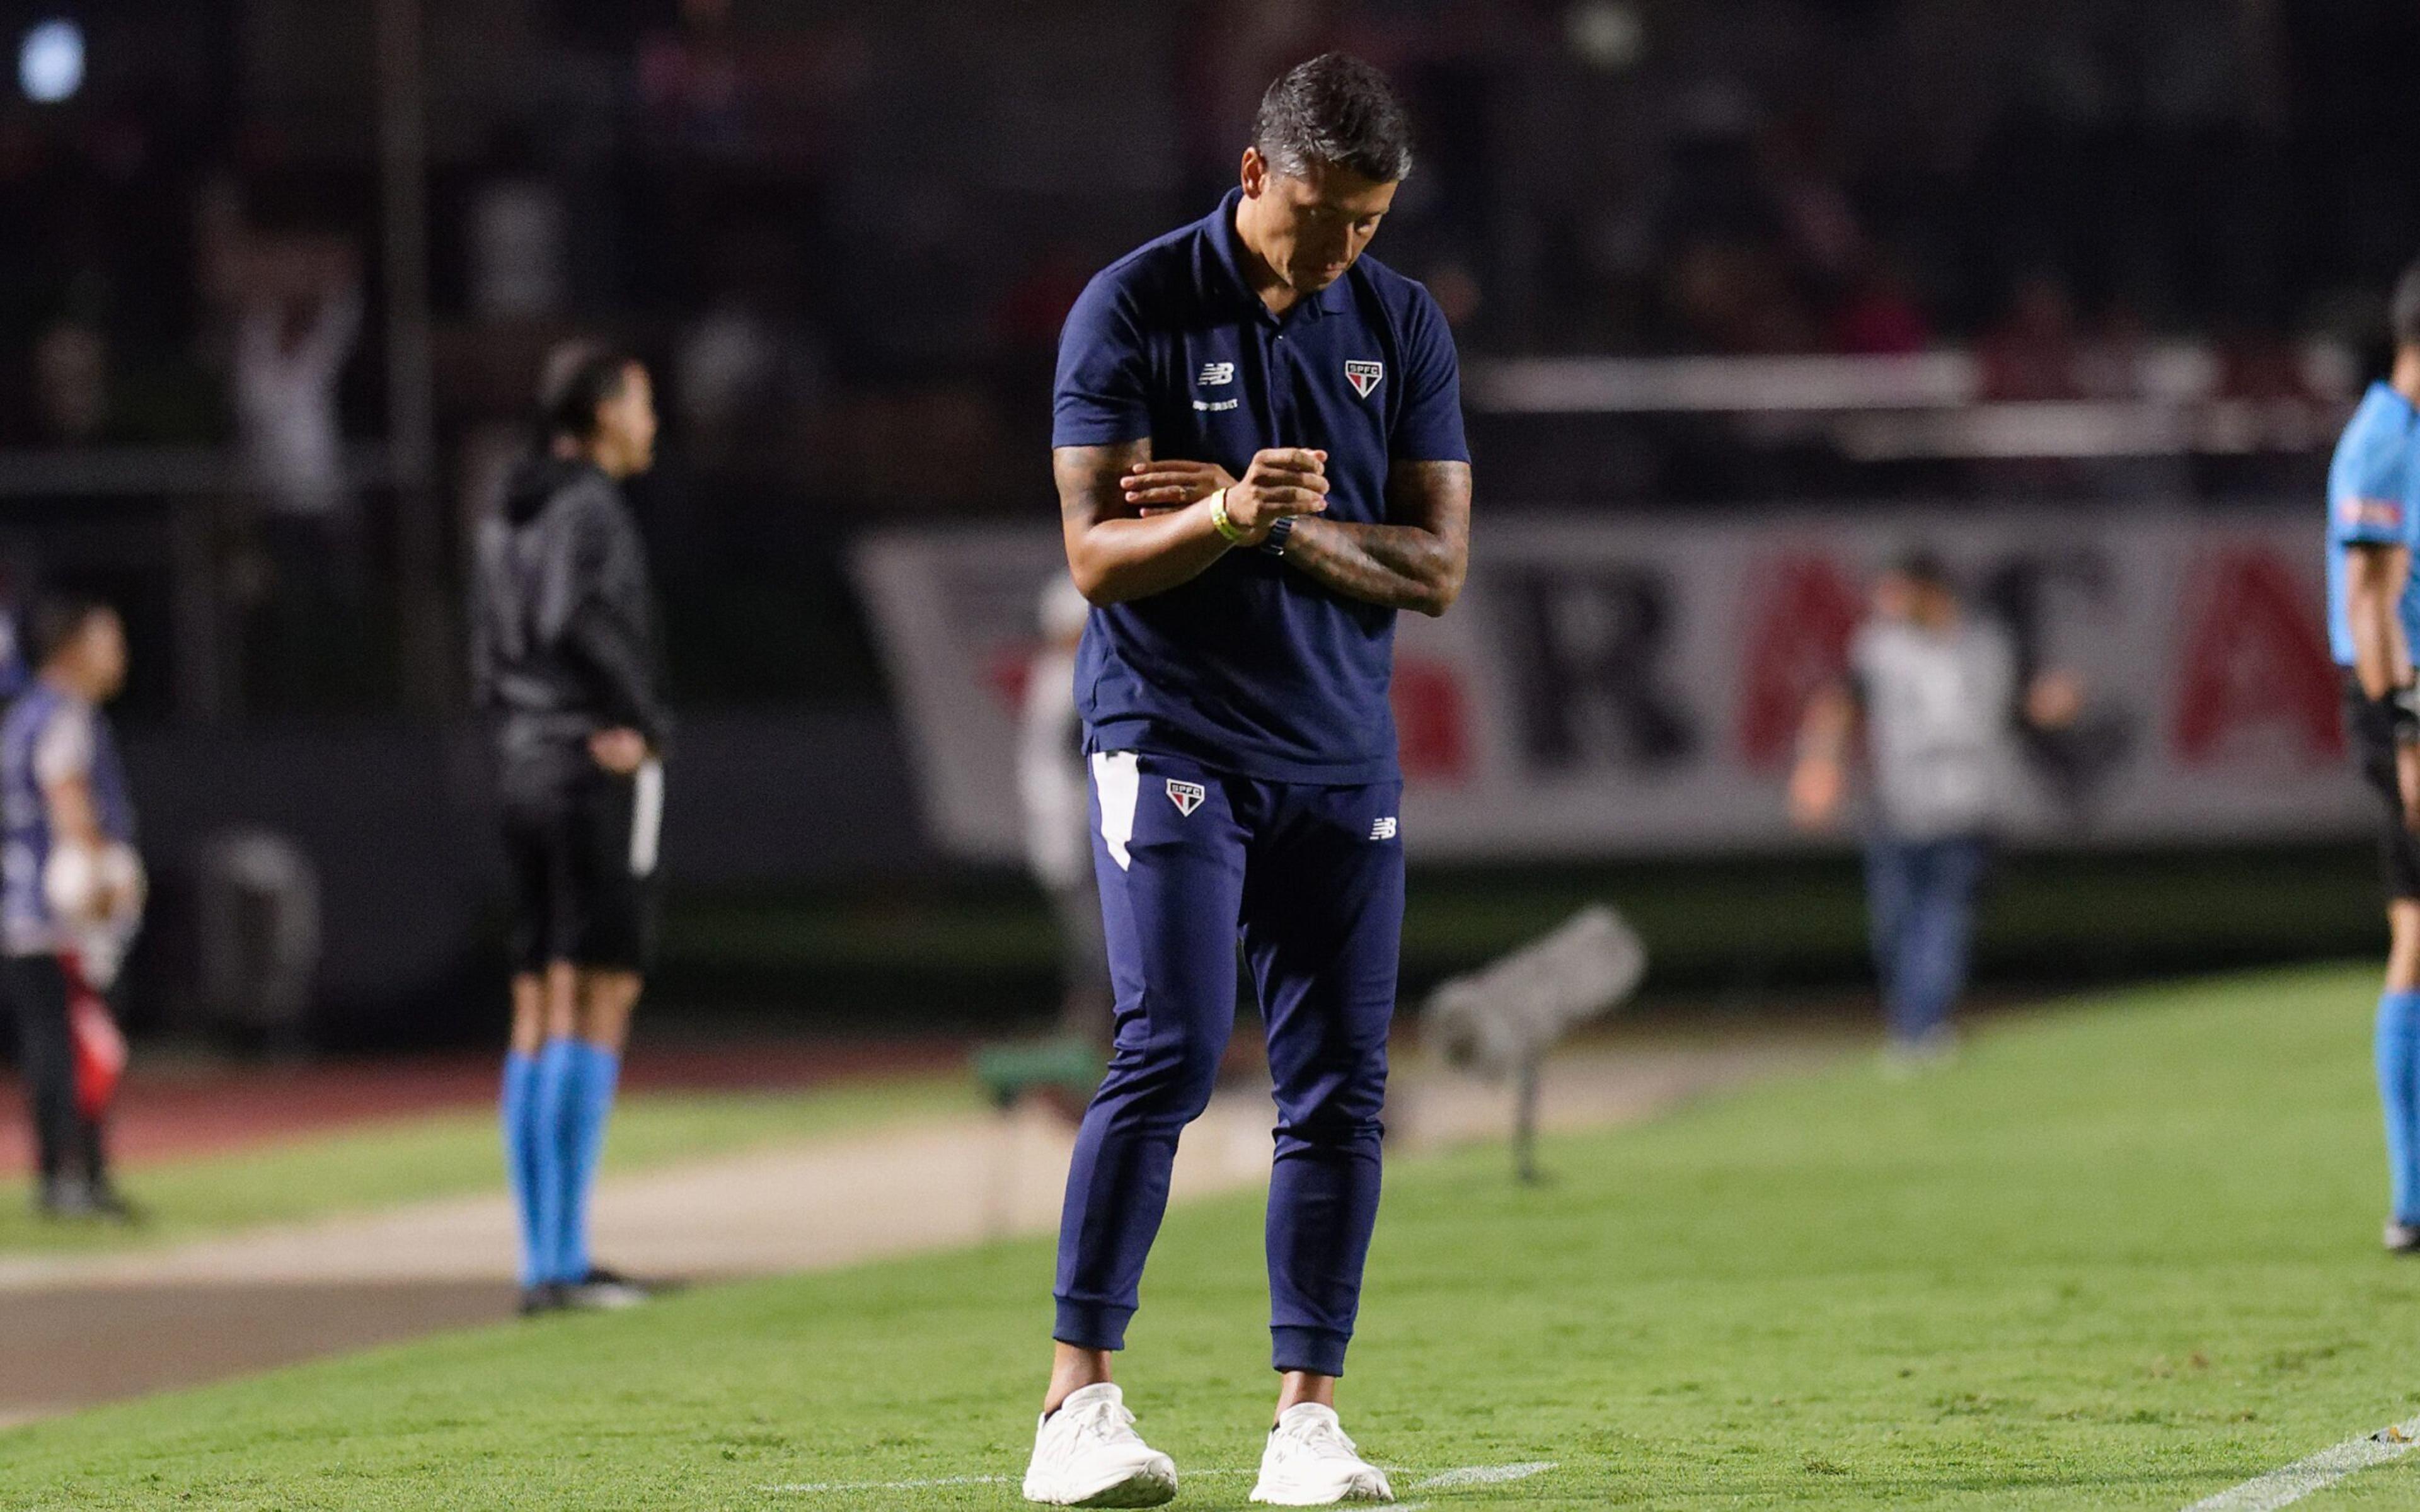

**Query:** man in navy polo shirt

left=1021, top=53, right=1471, bottom=1509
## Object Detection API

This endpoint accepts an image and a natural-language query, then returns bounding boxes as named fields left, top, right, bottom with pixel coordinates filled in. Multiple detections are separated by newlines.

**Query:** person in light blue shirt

left=2325, top=258, right=2420, bottom=1254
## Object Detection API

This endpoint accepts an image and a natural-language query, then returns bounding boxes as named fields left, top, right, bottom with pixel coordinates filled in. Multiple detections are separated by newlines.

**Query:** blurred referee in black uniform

left=471, top=343, right=668, bottom=1314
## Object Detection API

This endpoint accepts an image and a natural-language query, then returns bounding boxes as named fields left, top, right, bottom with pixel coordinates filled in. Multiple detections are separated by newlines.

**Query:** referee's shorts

left=2345, top=672, right=2420, bottom=902
left=501, top=758, right=664, bottom=974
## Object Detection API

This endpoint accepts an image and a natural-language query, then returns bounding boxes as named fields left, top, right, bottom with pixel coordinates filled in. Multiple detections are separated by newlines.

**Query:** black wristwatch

left=1260, top=517, right=1295, bottom=557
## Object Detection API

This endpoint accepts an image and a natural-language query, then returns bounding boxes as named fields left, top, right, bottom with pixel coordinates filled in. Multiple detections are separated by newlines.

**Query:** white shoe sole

left=1024, top=1463, right=1178, bottom=1507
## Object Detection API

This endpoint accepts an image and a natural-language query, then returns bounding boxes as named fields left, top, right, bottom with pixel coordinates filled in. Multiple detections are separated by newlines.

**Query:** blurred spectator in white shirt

left=234, top=275, right=359, bottom=524
left=1019, top=575, right=1110, bottom=1046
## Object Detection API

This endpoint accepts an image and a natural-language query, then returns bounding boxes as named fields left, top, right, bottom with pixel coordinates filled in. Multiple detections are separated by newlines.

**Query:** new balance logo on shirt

left=1194, top=362, right=1240, bottom=412
left=1369, top=816, right=1397, bottom=840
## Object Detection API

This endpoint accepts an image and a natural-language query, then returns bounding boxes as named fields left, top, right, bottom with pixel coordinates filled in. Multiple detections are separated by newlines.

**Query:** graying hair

left=1252, top=53, right=1414, bottom=184
left=2395, top=258, right=2420, bottom=348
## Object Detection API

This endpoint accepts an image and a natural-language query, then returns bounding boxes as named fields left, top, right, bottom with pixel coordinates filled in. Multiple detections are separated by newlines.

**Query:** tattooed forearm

left=1282, top=461, right=1472, bottom=616
left=1057, top=440, right=1239, bottom=604
left=1056, top=439, right=1151, bottom=528
left=1281, top=521, right=1460, bottom=614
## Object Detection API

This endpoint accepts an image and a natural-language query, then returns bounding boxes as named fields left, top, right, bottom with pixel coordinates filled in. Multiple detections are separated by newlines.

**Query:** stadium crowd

left=0, top=0, right=2402, bottom=719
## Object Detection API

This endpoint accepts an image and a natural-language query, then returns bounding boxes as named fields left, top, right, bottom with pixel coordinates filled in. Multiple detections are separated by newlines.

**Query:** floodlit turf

left=0, top=1077, right=976, bottom=1256
left=664, top=846, right=2385, bottom=1019
left=6, top=965, right=2420, bottom=1508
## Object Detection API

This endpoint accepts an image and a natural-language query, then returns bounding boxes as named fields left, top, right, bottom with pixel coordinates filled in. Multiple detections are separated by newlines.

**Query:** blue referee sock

left=531, top=1038, right=581, bottom=1284
left=2378, top=990, right=2420, bottom=1224
left=500, top=1050, right=544, bottom=1290
left=553, top=1041, right=622, bottom=1284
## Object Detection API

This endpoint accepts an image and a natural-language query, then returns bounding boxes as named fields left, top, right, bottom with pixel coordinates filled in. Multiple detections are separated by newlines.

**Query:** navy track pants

left=1052, top=749, right=1403, bottom=1377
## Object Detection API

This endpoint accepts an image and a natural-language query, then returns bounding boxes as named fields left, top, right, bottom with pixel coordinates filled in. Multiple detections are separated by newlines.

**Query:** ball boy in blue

left=2325, top=260, right=2420, bottom=1254
left=1022, top=55, right=1472, bottom=1509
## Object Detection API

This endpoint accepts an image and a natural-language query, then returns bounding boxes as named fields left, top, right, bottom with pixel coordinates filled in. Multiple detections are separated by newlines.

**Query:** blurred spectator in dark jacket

left=1978, top=276, right=2085, bottom=401
left=33, top=321, right=108, bottom=445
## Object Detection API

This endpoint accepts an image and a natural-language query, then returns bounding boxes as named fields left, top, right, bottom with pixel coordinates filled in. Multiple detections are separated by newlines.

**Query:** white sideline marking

left=764, top=1475, right=1011, bottom=1492
left=2182, top=1418, right=2420, bottom=1511
left=1413, top=1460, right=1557, bottom=1489
left=766, top=1459, right=1551, bottom=1496
left=766, top=1468, right=1250, bottom=1494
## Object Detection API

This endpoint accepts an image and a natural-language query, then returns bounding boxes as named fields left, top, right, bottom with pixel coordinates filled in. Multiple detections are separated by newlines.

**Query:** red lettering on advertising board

left=984, top=646, right=1035, bottom=713
left=2171, top=547, right=2342, bottom=763
left=989, top=646, right=1472, bottom=783
left=1736, top=554, right=1867, bottom=769
left=1393, top=658, right=1472, bottom=783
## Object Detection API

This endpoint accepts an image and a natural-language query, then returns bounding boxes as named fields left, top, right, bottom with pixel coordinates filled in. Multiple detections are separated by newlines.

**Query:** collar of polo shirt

left=1205, top=188, right=1354, bottom=324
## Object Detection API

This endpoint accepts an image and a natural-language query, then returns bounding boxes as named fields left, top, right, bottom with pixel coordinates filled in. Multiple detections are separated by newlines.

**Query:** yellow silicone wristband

left=1209, top=489, right=1249, bottom=546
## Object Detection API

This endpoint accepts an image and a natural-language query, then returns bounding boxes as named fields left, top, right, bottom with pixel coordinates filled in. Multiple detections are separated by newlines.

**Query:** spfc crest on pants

left=1344, top=360, right=1384, bottom=398
left=1165, top=779, right=1206, bottom=816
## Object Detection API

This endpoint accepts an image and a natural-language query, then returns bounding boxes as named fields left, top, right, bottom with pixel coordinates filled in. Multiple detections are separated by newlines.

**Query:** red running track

left=0, top=1040, right=971, bottom=1176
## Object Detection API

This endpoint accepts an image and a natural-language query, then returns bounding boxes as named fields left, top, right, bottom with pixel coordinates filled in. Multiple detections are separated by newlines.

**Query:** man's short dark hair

left=2393, top=261, right=2420, bottom=350
left=538, top=342, right=639, bottom=443
left=1252, top=53, right=1414, bottom=185
left=1890, top=549, right=1954, bottom=592
left=28, top=593, right=110, bottom=667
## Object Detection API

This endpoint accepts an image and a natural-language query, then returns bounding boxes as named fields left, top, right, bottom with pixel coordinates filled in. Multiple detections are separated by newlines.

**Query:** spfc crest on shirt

left=1344, top=360, right=1384, bottom=398
left=1165, top=779, right=1206, bottom=816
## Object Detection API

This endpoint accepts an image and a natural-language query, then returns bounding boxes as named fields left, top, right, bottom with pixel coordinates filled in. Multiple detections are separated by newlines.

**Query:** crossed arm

left=1061, top=441, right=1470, bottom=616
left=1056, top=440, right=1234, bottom=604
left=1282, top=461, right=1470, bottom=616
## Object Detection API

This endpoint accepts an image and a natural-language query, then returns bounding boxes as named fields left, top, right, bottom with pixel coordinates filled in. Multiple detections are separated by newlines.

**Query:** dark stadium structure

left=0, top=0, right=2406, bottom=1042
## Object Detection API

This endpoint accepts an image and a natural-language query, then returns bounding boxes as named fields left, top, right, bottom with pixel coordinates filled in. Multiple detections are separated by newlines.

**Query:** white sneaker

left=1022, top=1382, right=1178, bottom=1507
left=1250, top=1402, right=1393, bottom=1504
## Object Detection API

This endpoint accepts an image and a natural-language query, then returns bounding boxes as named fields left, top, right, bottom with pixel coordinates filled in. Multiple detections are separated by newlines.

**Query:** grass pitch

left=4, top=965, right=2419, bottom=1509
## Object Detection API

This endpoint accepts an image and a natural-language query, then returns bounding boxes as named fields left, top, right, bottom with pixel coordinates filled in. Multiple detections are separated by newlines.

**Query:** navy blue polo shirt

left=1052, top=188, right=1468, bottom=785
